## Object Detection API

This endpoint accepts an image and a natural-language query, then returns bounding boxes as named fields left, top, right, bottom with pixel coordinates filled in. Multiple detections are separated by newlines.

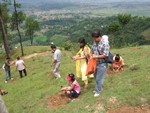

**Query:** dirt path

left=23, top=51, right=50, bottom=59
left=10, top=51, right=50, bottom=64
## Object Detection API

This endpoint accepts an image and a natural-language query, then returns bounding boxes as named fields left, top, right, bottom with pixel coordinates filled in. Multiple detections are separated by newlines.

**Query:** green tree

left=118, top=13, right=132, bottom=26
left=11, top=0, right=26, bottom=56
left=25, top=17, right=40, bottom=45
left=0, top=0, right=11, bottom=58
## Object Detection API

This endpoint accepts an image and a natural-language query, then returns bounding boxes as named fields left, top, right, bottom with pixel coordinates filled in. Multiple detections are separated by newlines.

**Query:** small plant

left=129, top=64, right=140, bottom=71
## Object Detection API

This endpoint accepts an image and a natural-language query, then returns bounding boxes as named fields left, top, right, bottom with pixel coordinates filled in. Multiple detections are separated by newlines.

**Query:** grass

left=0, top=45, right=150, bottom=113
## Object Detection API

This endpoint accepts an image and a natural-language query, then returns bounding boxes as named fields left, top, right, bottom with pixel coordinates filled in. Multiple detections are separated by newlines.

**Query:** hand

left=61, top=87, right=66, bottom=91
left=72, top=56, right=76, bottom=61
left=73, top=56, right=79, bottom=60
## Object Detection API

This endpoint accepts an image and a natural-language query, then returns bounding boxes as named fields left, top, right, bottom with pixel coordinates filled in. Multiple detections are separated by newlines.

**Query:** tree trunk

left=31, top=35, right=33, bottom=45
left=13, top=0, right=24, bottom=56
left=0, top=16, right=10, bottom=59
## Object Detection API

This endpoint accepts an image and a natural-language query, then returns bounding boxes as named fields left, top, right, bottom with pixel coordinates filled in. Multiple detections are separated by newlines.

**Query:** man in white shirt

left=15, top=57, right=27, bottom=78
left=51, top=45, right=61, bottom=79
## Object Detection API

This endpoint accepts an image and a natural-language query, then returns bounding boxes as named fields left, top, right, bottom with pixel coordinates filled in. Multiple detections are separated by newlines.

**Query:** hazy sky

left=16, top=0, right=150, bottom=3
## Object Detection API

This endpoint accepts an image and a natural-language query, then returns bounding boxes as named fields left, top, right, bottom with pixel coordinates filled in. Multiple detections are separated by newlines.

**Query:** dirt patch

left=130, top=47, right=141, bottom=51
left=107, top=97, right=120, bottom=105
left=46, top=92, right=70, bottom=108
left=106, top=67, right=125, bottom=75
left=106, top=104, right=150, bottom=113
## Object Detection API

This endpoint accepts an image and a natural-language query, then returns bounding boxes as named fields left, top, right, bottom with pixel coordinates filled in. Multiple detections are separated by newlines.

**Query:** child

left=61, top=73, right=80, bottom=99
left=2, top=58, right=13, bottom=83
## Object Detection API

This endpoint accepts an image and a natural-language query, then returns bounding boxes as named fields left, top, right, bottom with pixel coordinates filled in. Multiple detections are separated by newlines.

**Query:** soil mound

left=106, top=104, right=150, bottom=113
left=47, top=92, right=70, bottom=108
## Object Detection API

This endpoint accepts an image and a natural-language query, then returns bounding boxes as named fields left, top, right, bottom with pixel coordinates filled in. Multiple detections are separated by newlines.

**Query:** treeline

left=42, top=14, right=150, bottom=49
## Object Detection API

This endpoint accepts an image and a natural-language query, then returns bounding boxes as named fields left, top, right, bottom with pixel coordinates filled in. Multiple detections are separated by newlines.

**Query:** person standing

left=73, top=37, right=93, bottom=89
left=91, top=31, right=110, bottom=97
left=2, top=58, right=13, bottom=83
left=15, top=57, right=27, bottom=78
left=51, top=45, right=61, bottom=79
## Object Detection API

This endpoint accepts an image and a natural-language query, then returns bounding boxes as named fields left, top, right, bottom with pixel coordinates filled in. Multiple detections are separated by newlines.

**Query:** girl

left=61, top=73, right=80, bottom=98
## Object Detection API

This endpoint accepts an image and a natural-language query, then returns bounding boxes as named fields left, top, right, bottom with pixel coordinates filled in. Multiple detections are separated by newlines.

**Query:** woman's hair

left=115, top=54, right=120, bottom=62
left=78, top=37, right=87, bottom=49
left=68, top=73, right=75, bottom=82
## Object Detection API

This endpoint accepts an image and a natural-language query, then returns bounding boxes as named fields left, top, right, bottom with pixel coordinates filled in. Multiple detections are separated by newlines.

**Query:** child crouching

left=61, top=73, right=80, bottom=98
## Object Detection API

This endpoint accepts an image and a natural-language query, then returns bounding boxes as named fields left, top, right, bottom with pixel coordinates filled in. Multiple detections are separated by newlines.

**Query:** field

left=0, top=45, right=150, bottom=113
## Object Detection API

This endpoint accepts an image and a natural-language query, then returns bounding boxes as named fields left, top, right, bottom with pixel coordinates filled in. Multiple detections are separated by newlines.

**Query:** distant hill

left=16, top=0, right=150, bottom=13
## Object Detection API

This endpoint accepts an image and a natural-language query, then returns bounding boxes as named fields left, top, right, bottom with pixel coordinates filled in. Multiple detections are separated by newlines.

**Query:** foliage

left=34, top=34, right=48, bottom=45
left=0, top=1, right=10, bottom=42
left=25, top=17, right=40, bottom=45
left=50, top=35, right=69, bottom=47
left=117, top=13, right=132, bottom=26
left=108, top=22, right=120, bottom=33
left=11, top=11, right=26, bottom=30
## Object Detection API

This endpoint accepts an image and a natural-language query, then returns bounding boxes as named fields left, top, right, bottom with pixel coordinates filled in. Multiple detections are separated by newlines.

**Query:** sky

left=16, top=0, right=150, bottom=3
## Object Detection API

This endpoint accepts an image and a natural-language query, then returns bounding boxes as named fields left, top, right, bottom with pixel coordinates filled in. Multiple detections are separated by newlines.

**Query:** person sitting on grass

left=0, top=89, right=8, bottom=96
left=111, top=54, right=125, bottom=72
left=61, top=73, right=81, bottom=99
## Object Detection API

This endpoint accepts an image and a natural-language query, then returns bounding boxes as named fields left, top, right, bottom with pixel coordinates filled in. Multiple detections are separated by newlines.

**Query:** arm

left=61, top=84, right=75, bottom=91
left=92, top=54, right=107, bottom=59
left=74, top=47, right=89, bottom=60
left=23, top=64, right=26, bottom=68
left=52, top=52, right=57, bottom=65
left=15, top=62, right=18, bottom=70
left=22, top=60, right=26, bottom=68
left=52, top=59, right=57, bottom=66
left=116, top=60, right=124, bottom=71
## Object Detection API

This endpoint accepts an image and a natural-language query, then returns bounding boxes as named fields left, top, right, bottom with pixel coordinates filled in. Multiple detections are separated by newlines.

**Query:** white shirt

left=102, top=35, right=109, bottom=44
left=16, top=60, right=25, bottom=71
left=53, top=49, right=61, bottom=62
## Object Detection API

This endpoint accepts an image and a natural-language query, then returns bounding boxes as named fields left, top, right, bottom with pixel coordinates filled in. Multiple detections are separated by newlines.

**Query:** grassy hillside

left=0, top=45, right=150, bottom=113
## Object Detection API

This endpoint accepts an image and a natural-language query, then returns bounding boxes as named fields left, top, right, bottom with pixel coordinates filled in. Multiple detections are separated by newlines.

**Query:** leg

left=23, top=69, right=27, bottom=76
left=53, top=62, right=61, bottom=78
left=5, top=71, right=9, bottom=82
left=8, top=70, right=12, bottom=79
left=76, top=60, right=81, bottom=78
left=81, top=61, right=88, bottom=88
left=70, top=90, right=79, bottom=98
left=19, top=70, right=23, bottom=78
left=94, top=63, right=107, bottom=94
